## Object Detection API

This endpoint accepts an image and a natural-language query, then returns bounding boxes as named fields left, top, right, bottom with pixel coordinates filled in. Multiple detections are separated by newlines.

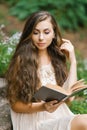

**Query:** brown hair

left=6, top=11, right=67, bottom=104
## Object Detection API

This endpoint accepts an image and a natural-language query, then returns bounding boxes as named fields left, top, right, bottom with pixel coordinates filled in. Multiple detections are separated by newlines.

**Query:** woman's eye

left=45, top=31, right=50, bottom=34
left=33, top=31, right=50, bottom=35
left=33, top=31, right=38, bottom=35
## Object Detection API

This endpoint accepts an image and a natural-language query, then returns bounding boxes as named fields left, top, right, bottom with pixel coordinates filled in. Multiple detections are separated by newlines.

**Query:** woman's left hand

left=60, top=39, right=76, bottom=63
left=44, top=100, right=63, bottom=113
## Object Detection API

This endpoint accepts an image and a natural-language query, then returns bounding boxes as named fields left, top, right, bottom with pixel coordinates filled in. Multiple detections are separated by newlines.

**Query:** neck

left=38, top=49, right=50, bottom=66
left=38, top=49, right=48, bottom=56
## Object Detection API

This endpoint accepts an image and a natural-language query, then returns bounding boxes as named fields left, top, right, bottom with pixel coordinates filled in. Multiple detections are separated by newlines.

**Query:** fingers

left=44, top=100, right=63, bottom=113
left=60, top=38, right=76, bottom=62
left=60, top=39, right=74, bottom=51
left=60, top=39, right=74, bottom=56
left=62, top=38, right=71, bottom=43
left=49, top=100, right=58, bottom=105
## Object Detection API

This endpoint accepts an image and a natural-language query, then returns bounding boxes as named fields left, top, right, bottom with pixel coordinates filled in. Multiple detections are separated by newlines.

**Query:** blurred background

left=0, top=0, right=87, bottom=57
left=0, top=0, right=87, bottom=114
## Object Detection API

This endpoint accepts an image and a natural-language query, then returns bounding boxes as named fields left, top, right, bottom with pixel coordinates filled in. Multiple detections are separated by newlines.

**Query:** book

left=34, top=79, right=87, bottom=102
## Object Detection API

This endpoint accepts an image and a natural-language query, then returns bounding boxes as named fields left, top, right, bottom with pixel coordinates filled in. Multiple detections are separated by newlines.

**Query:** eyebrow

left=34, top=28, right=50, bottom=31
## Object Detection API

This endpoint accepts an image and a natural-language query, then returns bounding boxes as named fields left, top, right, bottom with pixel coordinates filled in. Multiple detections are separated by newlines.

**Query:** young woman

left=6, top=11, right=87, bottom=130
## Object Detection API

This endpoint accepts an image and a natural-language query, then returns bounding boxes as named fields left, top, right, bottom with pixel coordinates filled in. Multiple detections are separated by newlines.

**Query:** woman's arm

left=11, top=100, right=63, bottom=114
left=11, top=101, right=45, bottom=113
left=60, top=39, right=77, bottom=89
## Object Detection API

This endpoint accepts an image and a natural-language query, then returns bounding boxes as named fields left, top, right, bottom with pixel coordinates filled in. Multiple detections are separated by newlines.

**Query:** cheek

left=47, top=35, right=54, bottom=43
left=46, top=38, right=53, bottom=47
left=31, top=36, right=38, bottom=43
left=47, top=38, right=53, bottom=44
left=32, top=35, right=35, bottom=40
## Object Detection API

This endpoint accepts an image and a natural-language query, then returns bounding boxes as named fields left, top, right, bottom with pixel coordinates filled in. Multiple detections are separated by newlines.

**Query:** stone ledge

left=0, top=78, right=7, bottom=88
left=0, top=82, right=12, bottom=130
left=0, top=103, right=12, bottom=130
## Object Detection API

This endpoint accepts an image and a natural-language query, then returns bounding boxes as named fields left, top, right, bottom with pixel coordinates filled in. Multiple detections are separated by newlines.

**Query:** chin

left=37, top=46, right=47, bottom=50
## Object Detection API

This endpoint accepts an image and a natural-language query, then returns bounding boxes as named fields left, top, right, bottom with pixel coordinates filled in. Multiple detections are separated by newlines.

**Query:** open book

left=34, top=79, right=87, bottom=102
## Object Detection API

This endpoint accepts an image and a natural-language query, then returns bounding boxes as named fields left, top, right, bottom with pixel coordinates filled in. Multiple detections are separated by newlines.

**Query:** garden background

left=0, top=0, right=87, bottom=115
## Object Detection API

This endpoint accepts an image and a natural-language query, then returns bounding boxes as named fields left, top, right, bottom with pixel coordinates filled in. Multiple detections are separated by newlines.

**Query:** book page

left=70, top=79, right=87, bottom=92
left=46, top=84, right=69, bottom=95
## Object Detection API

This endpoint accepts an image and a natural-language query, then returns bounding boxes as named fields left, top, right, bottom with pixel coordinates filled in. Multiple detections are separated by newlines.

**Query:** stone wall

left=0, top=78, right=12, bottom=130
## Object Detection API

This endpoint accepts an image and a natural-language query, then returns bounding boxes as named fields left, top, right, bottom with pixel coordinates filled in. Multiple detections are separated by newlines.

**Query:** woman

left=6, top=11, right=87, bottom=130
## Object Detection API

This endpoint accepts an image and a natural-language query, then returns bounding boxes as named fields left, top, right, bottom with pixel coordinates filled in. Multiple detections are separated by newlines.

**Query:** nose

left=39, top=33, right=44, bottom=41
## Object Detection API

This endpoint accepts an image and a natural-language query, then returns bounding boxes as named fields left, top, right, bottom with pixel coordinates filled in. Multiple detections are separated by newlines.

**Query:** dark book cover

left=34, top=85, right=87, bottom=102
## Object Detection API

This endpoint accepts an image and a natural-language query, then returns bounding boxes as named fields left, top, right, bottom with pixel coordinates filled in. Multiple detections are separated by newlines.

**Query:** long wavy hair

left=6, top=11, right=67, bottom=104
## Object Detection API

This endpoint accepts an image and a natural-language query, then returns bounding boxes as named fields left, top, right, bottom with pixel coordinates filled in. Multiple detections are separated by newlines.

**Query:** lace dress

left=11, top=63, right=76, bottom=130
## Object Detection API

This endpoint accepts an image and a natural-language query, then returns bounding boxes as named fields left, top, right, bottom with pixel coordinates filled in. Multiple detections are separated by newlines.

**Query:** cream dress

left=11, top=63, right=76, bottom=130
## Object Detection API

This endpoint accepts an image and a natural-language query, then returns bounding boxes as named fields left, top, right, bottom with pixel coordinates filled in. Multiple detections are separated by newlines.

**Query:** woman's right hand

left=60, top=39, right=76, bottom=63
left=43, top=100, right=63, bottom=113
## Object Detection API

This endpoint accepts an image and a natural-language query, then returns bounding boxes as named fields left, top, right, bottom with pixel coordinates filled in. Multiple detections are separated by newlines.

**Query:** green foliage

left=0, top=32, right=21, bottom=77
left=76, top=51, right=87, bottom=97
left=69, top=100, right=87, bottom=114
left=3, top=0, right=87, bottom=30
left=76, top=51, right=87, bottom=82
left=0, top=0, right=17, bottom=5
left=0, top=43, right=16, bottom=77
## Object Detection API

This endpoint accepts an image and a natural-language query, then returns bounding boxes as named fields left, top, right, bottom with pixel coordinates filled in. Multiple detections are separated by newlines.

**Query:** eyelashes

left=33, top=32, right=38, bottom=35
left=33, top=31, right=50, bottom=35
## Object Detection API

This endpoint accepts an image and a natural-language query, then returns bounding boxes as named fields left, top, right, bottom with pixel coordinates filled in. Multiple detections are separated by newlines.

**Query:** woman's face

left=31, top=18, right=54, bottom=51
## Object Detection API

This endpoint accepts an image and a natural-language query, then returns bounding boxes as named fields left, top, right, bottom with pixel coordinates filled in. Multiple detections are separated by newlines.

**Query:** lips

left=37, top=43, right=45, bottom=46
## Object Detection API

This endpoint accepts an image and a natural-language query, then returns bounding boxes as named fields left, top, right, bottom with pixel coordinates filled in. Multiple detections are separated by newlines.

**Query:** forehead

left=35, top=18, right=53, bottom=30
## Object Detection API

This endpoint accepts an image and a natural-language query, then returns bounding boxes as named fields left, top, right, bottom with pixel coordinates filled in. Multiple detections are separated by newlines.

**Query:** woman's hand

left=43, top=100, right=63, bottom=113
left=60, top=39, right=76, bottom=63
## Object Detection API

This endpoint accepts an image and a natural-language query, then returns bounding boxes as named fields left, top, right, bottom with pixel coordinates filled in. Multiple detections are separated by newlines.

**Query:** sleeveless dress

left=11, top=63, right=76, bottom=130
